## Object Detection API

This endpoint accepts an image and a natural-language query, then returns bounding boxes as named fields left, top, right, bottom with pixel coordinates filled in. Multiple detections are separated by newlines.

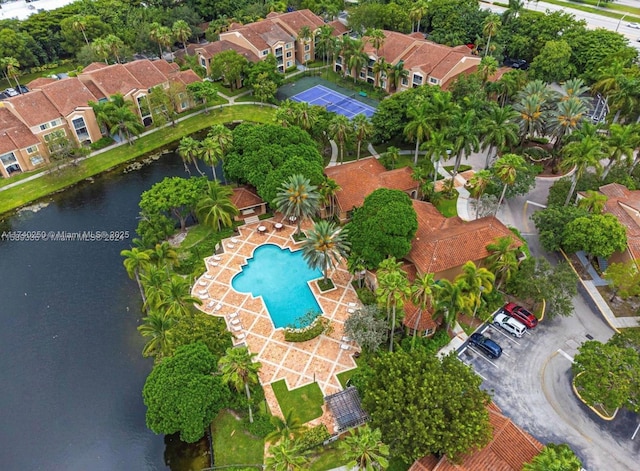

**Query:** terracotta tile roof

left=407, top=200, right=522, bottom=276
left=82, top=62, right=108, bottom=73
left=410, top=402, right=543, bottom=471
left=81, top=63, right=142, bottom=97
left=325, top=157, right=416, bottom=214
left=226, top=18, right=293, bottom=50
left=83, top=81, right=106, bottom=101
left=0, top=107, right=40, bottom=154
left=231, top=186, right=264, bottom=210
left=4, top=90, right=62, bottom=127
left=363, top=30, right=416, bottom=64
left=268, top=9, right=325, bottom=35
left=123, top=60, right=170, bottom=89
left=196, top=40, right=260, bottom=62
left=328, top=20, right=349, bottom=36
left=151, top=59, right=180, bottom=76
left=595, top=183, right=640, bottom=260
left=26, top=77, right=56, bottom=89
left=39, top=77, right=99, bottom=116
left=402, top=297, right=438, bottom=332
left=174, top=69, right=201, bottom=86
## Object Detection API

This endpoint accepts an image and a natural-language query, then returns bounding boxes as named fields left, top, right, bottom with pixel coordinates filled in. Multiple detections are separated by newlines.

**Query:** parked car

left=4, top=88, right=18, bottom=97
left=503, top=302, right=538, bottom=329
left=468, top=333, right=503, bottom=359
left=503, top=58, right=529, bottom=70
left=493, top=312, right=526, bottom=338
left=628, top=23, right=640, bottom=29
left=17, top=85, right=29, bottom=94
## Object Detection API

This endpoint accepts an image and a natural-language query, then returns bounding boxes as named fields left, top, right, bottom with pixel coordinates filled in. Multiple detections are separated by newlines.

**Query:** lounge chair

left=235, top=333, right=246, bottom=341
left=228, top=312, right=239, bottom=319
left=230, top=318, right=241, bottom=325
left=347, top=308, right=355, bottom=314
left=347, top=302, right=357, bottom=307
left=199, top=293, right=209, bottom=299
left=207, top=300, right=216, bottom=309
left=204, top=274, right=213, bottom=280
left=198, top=280, right=207, bottom=286
left=198, top=288, right=208, bottom=295
left=213, top=255, right=222, bottom=261
left=227, top=243, right=235, bottom=249
left=232, top=324, right=243, bottom=332
left=340, top=343, right=351, bottom=351
left=214, top=303, right=223, bottom=311
left=231, top=238, right=239, bottom=244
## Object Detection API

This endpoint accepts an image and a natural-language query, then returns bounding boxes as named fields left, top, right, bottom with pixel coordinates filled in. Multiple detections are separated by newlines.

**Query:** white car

left=493, top=312, right=526, bottom=338
left=628, top=23, right=640, bottom=29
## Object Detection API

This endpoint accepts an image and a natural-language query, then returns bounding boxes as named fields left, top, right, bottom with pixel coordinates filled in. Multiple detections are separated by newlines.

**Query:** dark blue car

left=468, top=333, right=502, bottom=359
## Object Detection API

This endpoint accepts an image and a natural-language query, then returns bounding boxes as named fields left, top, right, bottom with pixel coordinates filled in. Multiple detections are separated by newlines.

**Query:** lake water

left=0, top=152, right=205, bottom=470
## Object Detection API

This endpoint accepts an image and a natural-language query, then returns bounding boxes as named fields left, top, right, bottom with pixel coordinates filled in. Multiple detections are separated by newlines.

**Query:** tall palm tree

left=172, top=20, right=192, bottom=55
left=493, top=70, right=527, bottom=107
left=318, top=177, right=340, bottom=219
left=560, top=78, right=590, bottom=105
left=433, top=278, right=469, bottom=330
left=315, top=24, right=335, bottom=69
left=353, top=114, right=373, bottom=160
left=91, top=37, right=110, bottom=64
left=149, top=22, right=173, bottom=59
left=384, top=146, right=401, bottom=170
left=266, top=409, right=305, bottom=445
left=421, top=130, right=454, bottom=183
left=455, top=261, right=494, bottom=318
left=138, top=311, right=175, bottom=359
left=493, top=153, right=526, bottom=210
left=196, top=180, right=238, bottom=232
left=140, top=266, right=169, bottom=311
left=328, top=114, right=352, bottom=164
left=298, top=25, right=312, bottom=68
left=550, top=97, right=587, bottom=150
left=103, top=34, right=124, bottom=64
left=451, top=109, right=480, bottom=175
left=347, top=49, right=369, bottom=84
left=177, top=136, right=201, bottom=175
left=154, top=275, right=201, bottom=317
left=409, top=0, right=428, bottom=33
left=479, top=56, right=499, bottom=83
left=466, top=169, right=492, bottom=219
left=405, top=100, right=431, bottom=165
left=482, top=14, right=501, bottom=57
left=199, top=137, right=223, bottom=180
left=273, top=174, right=321, bottom=236
left=71, top=15, right=90, bottom=46
left=561, top=136, right=604, bottom=206
left=486, top=236, right=520, bottom=289
left=218, top=346, right=262, bottom=423
left=338, top=425, right=390, bottom=471
left=292, top=101, right=318, bottom=131
left=577, top=190, right=608, bottom=214
left=513, top=94, right=548, bottom=141
left=410, top=272, right=437, bottom=347
left=388, top=62, right=409, bottom=92
left=601, top=123, right=636, bottom=179
left=265, top=438, right=310, bottom=471
left=108, top=104, right=144, bottom=145
left=375, top=260, right=410, bottom=353
left=481, top=104, right=519, bottom=169
left=372, top=57, right=389, bottom=88
left=121, top=247, right=151, bottom=305
left=366, top=28, right=386, bottom=57
left=302, top=220, right=350, bottom=283
left=1, top=57, right=21, bottom=88
left=149, top=241, right=178, bottom=274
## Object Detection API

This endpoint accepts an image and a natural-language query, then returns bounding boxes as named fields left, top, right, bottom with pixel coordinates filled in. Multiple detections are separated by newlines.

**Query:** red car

left=502, top=303, right=538, bottom=329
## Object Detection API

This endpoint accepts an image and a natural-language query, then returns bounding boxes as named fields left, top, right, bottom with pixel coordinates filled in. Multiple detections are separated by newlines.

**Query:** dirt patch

left=567, top=253, right=592, bottom=281
left=595, top=286, right=640, bottom=318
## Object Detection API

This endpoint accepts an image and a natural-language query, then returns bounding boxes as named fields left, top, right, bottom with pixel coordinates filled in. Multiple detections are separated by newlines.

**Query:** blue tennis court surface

left=290, top=84, right=376, bottom=119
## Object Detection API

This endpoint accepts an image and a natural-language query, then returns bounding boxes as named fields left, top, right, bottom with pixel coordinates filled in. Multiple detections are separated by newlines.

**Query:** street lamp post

left=617, top=14, right=628, bottom=32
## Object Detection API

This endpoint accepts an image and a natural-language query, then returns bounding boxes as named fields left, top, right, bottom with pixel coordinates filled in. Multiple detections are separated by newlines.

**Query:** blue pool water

left=232, top=244, right=323, bottom=328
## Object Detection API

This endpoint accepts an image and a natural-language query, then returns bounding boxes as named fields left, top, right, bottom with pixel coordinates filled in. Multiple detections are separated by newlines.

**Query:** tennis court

left=290, top=84, right=376, bottom=119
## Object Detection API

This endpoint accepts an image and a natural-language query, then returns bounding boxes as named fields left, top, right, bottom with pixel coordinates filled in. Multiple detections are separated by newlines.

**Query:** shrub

left=354, top=286, right=377, bottom=305
left=90, top=136, right=115, bottom=150
left=399, top=329, right=450, bottom=354
left=245, top=412, right=275, bottom=438
left=297, top=424, right=331, bottom=451
left=317, top=278, right=335, bottom=291
left=284, top=316, right=330, bottom=342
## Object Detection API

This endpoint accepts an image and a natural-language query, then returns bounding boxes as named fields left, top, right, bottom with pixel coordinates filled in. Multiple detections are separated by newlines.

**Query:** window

left=0, top=152, right=17, bottom=166
left=304, top=44, right=310, bottom=52
left=72, top=117, right=89, bottom=141
left=286, top=51, right=292, bottom=58
left=285, top=42, right=292, bottom=49
left=275, top=47, right=283, bottom=57
left=30, top=155, right=45, bottom=166
left=39, top=122, right=50, bottom=131
left=359, top=71, right=366, bottom=78
left=429, top=77, right=438, bottom=84
left=181, top=101, right=188, bottom=110
left=286, top=61, right=292, bottom=68
left=262, top=49, right=269, bottom=56
left=304, top=53, right=310, bottom=61
left=200, top=57, right=206, bottom=67
left=44, top=129, right=66, bottom=143
left=26, top=145, right=38, bottom=154
left=412, top=74, right=423, bottom=85
left=401, top=77, right=409, bottom=86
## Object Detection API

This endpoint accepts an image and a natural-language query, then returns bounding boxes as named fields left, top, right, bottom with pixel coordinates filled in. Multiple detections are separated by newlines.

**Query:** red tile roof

left=231, top=186, right=264, bottom=210
left=151, top=60, right=180, bottom=76
left=82, top=62, right=108, bottom=73
left=410, top=402, right=543, bottom=471
left=595, top=183, right=640, bottom=260
left=81, top=63, right=143, bottom=97
left=0, top=107, right=40, bottom=154
left=26, top=77, right=56, bottom=89
left=226, top=18, right=293, bottom=51
left=39, top=77, right=99, bottom=116
left=4, top=90, right=62, bottom=127
left=174, top=69, right=201, bottom=86
left=123, top=60, right=171, bottom=89
left=407, top=200, right=522, bottom=276
left=328, top=20, right=349, bottom=36
left=196, top=40, right=260, bottom=62
left=268, top=9, right=325, bottom=35
left=325, top=157, right=416, bottom=214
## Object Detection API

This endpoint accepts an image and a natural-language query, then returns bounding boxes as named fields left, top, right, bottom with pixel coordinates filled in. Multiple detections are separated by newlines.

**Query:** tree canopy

left=347, top=189, right=418, bottom=269
left=354, top=349, right=491, bottom=463
left=142, top=342, right=231, bottom=443
left=562, top=213, right=627, bottom=259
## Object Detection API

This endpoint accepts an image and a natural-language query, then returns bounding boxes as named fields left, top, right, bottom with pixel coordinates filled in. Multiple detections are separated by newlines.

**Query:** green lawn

left=0, top=105, right=275, bottom=216
left=211, top=410, right=264, bottom=468
left=210, top=81, right=249, bottom=97
left=496, top=0, right=640, bottom=22
left=336, top=368, right=357, bottom=388
left=271, top=380, right=324, bottom=424
left=308, top=442, right=350, bottom=470
left=434, top=194, right=459, bottom=217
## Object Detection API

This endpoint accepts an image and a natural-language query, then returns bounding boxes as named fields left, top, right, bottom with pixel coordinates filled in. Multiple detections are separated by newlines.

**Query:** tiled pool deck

left=191, top=218, right=360, bottom=424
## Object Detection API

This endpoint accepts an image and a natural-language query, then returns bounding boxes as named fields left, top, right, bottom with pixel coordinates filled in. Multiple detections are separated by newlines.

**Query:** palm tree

left=479, top=56, right=499, bottom=83
left=455, top=261, right=494, bottom=318
left=292, top=101, right=318, bottom=131
left=410, top=272, right=437, bottom=347
left=177, top=136, right=200, bottom=175
left=577, top=190, right=608, bottom=214
left=560, top=77, right=590, bottom=105
left=347, top=49, right=368, bottom=84
left=433, top=278, right=470, bottom=330
left=91, top=37, right=110, bottom=64
left=486, top=236, right=520, bottom=289
left=196, top=180, right=238, bottom=232
left=172, top=20, right=192, bottom=55
left=601, top=123, right=636, bottom=179
left=409, top=1, right=428, bottom=33
left=302, top=220, right=350, bottom=283
left=71, top=15, right=90, bottom=46
left=149, top=22, right=173, bottom=59
left=388, top=62, right=409, bottom=92
left=451, top=109, right=480, bottom=175
left=561, top=136, right=604, bottom=206
left=318, top=177, right=340, bottom=219
left=154, top=275, right=201, bottom=317
left=550, top=97, right=587, bottom=150
left=384, top=146, right=401, bottom=170
left=199, top=137, right=223, bottom=180
left=208, top=124, right=233, bottom=154
left=108, top=104, right=144, bottom=145
left=466, top=169, right=492, bottom=219
left=149, top=241, right=178, bottom=274
left=265, top=409, right=305, bottom=444
left=493, top=70, right=527, bottom=107
left=482, top=14, right=501, bottom=57
left=273, top=174, right=321, bottom=236
left=315, top=24, right=335, bottom=69
left=376, top=260, right=410, bottom=352
left=218, top=346, right=262, bottom=423
left=481, top=104, right=519, bottom=169
left=1, top=57, right=21, bottom=88
left=338, top=425, right=390, bottom=470
left=493, top=153, right=527, bottom=209
left=265, top=438, right=310, bottom=471
left=121, top=247, right=151, bottom=305
left=353, top=114, right=373, bottom=160
left=366, top=28, right=386, bottom=57
left=140, top=266, right=169, bottom=311
left=513, top=94, right=548, bottom=141
left=298, top=25, right=312, bottom=68
left=405, top=100, right=431, bottom=165
left=103, top=34, right=124, bottom=64
left=328, top=114, right=352, bottom=164
left=421, top=130, right=454, bottom=183
left=523, top=443, right=582, bottom=471
left=372, top=57, right=390, bottom=88
left=138, top=311, right=175, bottom=359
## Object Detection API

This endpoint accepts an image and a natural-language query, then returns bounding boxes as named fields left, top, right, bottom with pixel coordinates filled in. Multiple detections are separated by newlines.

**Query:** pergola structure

left=325, top=386, right=369, bottom=433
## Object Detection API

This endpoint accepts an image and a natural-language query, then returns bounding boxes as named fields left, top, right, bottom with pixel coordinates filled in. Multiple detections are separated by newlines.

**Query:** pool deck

left=191, top=217, right=361, bottom=426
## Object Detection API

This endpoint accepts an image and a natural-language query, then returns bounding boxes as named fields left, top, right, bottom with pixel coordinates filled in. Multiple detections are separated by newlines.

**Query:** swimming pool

left=231, top=244, right=323, bottom=329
